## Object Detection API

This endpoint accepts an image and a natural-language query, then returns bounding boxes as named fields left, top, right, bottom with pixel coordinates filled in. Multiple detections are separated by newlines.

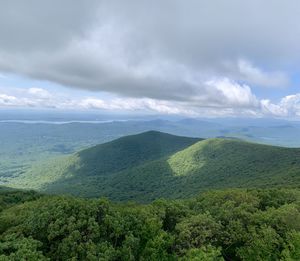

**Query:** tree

left=0, top=234, right=48, bottom=261
left=175, top=213, right=220, bottom=254
left=237, top=226, right=281, bottom=261
left=281, top=231, right=300, bottom=261
left=180, top=246, right=224, bottom=261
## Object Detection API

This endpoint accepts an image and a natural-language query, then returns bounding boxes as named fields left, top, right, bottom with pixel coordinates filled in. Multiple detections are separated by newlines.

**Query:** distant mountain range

left=8, top=131, right=300, bottom=202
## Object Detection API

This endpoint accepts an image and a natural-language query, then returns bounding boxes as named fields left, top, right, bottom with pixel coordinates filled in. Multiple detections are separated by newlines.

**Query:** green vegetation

left=8, top=131, right=300, bottom=202
left=0, top=188, right=300, bottom=260
left=8, top=131, right=200, bottom=198
left=0, top=120, right=204, bottom=186
left=0, top=186, right=41, bottom=212
left=0, top=121, right=143, bottom=185
left=2, top=118, right=300, bottom=187
left=2, top=127, right=300, bottom=260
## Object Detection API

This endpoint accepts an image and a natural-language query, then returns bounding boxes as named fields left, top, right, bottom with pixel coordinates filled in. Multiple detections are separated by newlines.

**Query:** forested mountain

left=0, top=188, right=300, bottom=260
left=8, top=131, right=300, bottom=202
left=2, top=118, right=300, bottom=187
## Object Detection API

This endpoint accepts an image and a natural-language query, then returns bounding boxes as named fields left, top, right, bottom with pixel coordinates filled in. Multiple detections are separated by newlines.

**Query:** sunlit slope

left=71, top=130, right=201, bottom=176
left=9, top=131, right=201, bottom=192
left=10, top=133, right=300, bottom=202
left=88, top=138, right=300, bottom=201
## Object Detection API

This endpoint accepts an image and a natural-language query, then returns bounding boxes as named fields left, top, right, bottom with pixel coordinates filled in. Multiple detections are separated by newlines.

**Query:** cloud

left=0, top=0, right=298, bottom=106
left=0, top=0, right=99, bottom=52
left=3, top=85, right=300, bottom=119
left=0, top=87, right=198, bottom=115
left=204, top=78, right=259, bottom=108
left=0, top=94, right=20, bottom=106
left=78, top=97, right=198, bottom=115
left=0, top=88, right=56, bottom=108
left=28, top=88, right=52, bottom=99
left=278, top=94, right=300, bottom=117
left=260, top=99, right=288, bottom=117
left=0, top=82, right=278, bottom=118
left=237, top=60, right=288, bottom=87
left=223, top=59, right=289, bottom=87
left=260, top=94, right=300, bottom=118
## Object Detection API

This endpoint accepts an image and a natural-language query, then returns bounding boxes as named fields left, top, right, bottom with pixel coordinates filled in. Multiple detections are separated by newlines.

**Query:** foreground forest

left=0, top=187, right=300, bottom=260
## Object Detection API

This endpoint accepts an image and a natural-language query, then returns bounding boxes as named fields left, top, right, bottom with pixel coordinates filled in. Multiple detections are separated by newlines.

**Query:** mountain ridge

left=7, top=131, right=300, bottom=202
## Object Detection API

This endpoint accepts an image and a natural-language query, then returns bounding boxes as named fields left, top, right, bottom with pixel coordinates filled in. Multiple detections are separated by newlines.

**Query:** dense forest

left=2, top=131, right=300, bottom=260
left=8, top=131, right=300, bottom=202
left=2, top=119, right=300, bottom=187
left=0, top=187, right=300, bottom=260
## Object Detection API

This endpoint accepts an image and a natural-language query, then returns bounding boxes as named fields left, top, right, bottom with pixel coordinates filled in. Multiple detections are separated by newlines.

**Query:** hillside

left=99, top=138, right=300, bottom=201
left=2, top=118, right=300, bottom=187
left=8, top=131, right=201, bottom=194
left=8, top=131, right=300, bottom=202
left=70, top=130, right=201, bottom=176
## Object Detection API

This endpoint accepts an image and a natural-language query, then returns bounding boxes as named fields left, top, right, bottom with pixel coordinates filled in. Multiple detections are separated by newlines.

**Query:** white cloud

left=279, top=94, right=300, bottom=117
left=78, top=97, right=197, bottom=115
left=0, top=94, right=19, bottom=106
left=0, top=87, right=56, bottom=108
left=28, top=88, right=52, bottom=99
left=3, top=84, right=300, bottom=119
left=0, top=82, right=260, bottom=116
left=259, top=94, right=300, bottom=118
left=205, top=78, right=259, bottom=108
left=236, top=60, right=288, bottom=87
left=0, top=81, right=262, bottom=117
left=260, top=99, right=288, bottom=117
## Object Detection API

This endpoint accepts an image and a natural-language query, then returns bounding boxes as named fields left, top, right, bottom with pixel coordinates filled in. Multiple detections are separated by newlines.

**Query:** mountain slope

left=97, top=138, right=300, bottom=201
left=72, top=130, right=201, bottom=176
left=8, top=132, right=300, bottom=202
left=9, top=131, right=201, bottom=192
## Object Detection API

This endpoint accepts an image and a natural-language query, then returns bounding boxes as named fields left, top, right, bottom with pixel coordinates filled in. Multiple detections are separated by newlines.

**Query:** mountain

left=8, top=131, right=300, bottom=202
left=3, top=118, right=300, bottom=187
left=8, top=131, right=200, bottom=195
left=67, top=130, right=201, bottom=177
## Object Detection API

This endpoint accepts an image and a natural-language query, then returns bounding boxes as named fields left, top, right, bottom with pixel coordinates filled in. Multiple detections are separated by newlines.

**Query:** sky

left=0, top=0, right=300, bottom=118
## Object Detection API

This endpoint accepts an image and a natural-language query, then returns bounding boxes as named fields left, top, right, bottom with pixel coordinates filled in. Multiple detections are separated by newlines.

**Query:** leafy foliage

left=0, top=188, right=300, bottom=260
left=0, top=187, right=41, bottom=213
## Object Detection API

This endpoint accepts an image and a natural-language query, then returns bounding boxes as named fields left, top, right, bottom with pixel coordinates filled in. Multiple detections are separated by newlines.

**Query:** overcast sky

left=1, top=0, right=300, bottom=118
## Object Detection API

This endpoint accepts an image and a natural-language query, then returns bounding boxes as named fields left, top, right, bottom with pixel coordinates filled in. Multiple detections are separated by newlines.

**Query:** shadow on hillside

left=41, top=139, right=300, bottom=203
left=40, top=153, right=214, bottom=203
